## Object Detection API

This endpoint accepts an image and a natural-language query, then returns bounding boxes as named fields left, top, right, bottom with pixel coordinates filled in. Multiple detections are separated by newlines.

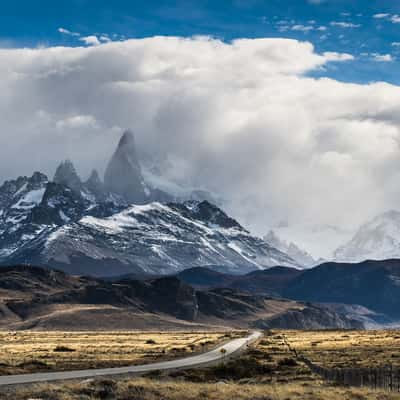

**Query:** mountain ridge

left=0, top=131, right=300, bottom=276
left=0, top=265, right=363, bottom=331
left=335, top=210, right=400, bottom=262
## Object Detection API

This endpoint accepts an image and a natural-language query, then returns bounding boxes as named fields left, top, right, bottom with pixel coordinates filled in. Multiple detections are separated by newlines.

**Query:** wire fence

left=281, top=333, right=400, bottom=392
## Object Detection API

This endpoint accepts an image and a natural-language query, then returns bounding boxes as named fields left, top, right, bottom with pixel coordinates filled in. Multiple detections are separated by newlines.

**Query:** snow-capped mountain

left=5, top=201, right=299, bottom=277
left=263, top=230, right=316, bottom=267
left=0, top=130, right=299, bottom=276
left=0, top=169, right=127, bottom=261
left=335, top=210, right=400, bottom=262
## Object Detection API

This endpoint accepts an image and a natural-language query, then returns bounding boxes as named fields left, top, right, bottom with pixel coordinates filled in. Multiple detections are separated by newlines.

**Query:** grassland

left=281, top=329, right=400, bottom=368
left=2, top=329, right=400, bottom=399
left=3, top=377, right=399, bottom=400
left=0, top=331, right=244, bottom=375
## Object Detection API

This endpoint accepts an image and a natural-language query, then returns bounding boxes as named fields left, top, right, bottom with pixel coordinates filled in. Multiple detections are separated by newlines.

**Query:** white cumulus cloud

left=1, top=36, right=400, bottom=249
left=79, top=35, right=101, bottom=46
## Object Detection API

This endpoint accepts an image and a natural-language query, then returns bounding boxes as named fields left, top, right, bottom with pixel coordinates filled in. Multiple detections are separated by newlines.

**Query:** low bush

left=54, top=345, right=76, bottom=352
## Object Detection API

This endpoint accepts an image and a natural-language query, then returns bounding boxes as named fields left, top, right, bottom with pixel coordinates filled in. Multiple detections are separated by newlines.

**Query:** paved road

left=0, top=331, right=262, bottom=386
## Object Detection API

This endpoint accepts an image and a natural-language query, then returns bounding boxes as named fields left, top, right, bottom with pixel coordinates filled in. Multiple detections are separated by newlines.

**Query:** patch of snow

left=45, top=226, right=69, bottom=247
left=227, top=241, right=262, bottom=268
left=59, top=210, right=71, bottom=223
left=81, top=215, right=125, bottom=234
left=81, top=190, right=96, bottom=202
left=11, top=188, right=46, bottom=210
left=13, top=183, right=27, bottom=197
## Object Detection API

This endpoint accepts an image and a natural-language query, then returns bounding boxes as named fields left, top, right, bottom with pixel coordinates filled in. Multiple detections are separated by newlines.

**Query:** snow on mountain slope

left=6, top=201, right=299, bottom=277
left=335, top=210, right=400, bottom=262
left=0, top=131, right=299, bottom=277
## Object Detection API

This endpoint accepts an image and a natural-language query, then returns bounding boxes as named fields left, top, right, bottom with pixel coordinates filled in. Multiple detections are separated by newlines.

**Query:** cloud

left=291, top=25, right=314, bottom=32
left=371, top=53, right=394, bottom=62
left=323, top=52, right=354, bottom=62
left=58, top=27, right=80, bottom=37
left=372, top=13, right=400, bottom=24
left=330, top=21, right=361, bottom=28
left=391, top=15, right=400, bottom=23
left=373, top=13, right=390, bottom=19
left=79, top=35, right=101, bottom=46
left=1, top=36, right=400, bottom=249
left=99, top=35, right=112, bottom=43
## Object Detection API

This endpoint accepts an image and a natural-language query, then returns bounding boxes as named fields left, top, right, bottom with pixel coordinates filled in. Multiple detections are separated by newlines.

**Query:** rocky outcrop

left=85, top=169, right=106, bottom=201
left=104, top=130, right=149, bottom=204
left=53, top=160, right=83, bottom=194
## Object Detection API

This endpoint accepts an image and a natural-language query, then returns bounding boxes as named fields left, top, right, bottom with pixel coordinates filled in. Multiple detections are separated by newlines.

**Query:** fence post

left=391, top=364, right=393, bottom=391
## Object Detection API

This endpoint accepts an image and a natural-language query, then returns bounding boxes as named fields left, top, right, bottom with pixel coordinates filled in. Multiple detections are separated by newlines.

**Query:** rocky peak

left=176, top=200, right=242, bottom=230
left=104, top=130, right=149, bottom=204
left=53, top=160, right=82, bottom=193
left=29, top=182, right=86, bottom=225
left=30, top=172, right=48, bottom=186
left=85, top=169, right=105, bottom=199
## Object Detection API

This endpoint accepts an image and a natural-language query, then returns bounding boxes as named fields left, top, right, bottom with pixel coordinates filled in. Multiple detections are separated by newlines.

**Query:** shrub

left=53, top=345, right=75, bottom=352
left=206, top=356, right=272, bottom=380
left=278, top=357, right=298, bottom=367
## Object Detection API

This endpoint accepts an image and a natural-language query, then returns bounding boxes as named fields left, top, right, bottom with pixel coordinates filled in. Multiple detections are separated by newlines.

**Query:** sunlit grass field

left=281, top=329, right=400, bottom=368
left=2, top=329, right=400, bottom=399
left=0, top=331, right=244, bottom=375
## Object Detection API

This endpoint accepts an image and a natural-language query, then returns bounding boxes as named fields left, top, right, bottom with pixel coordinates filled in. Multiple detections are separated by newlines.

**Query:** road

left=0, top=331, right=262, bottom=386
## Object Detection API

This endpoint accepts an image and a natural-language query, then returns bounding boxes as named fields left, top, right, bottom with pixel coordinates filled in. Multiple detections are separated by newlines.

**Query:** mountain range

left=266, top=209, right=400, bottom=265
left=0, top=130, right=299, bottom=276
left=177, top=259, right=400, bottom=324
left=334, top=210, right=400, bottom=262
left=0, top=265, right=364, bottom=330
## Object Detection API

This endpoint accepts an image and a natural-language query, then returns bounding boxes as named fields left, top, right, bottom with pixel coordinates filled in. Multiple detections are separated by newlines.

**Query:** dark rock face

left=85, top=169, right=106, bottom=201
left=170, top=201, right=242, bottom=230
left=29, top=182, right=87, bottom=225
left=53, top=160, right=83, bottom=194
left=104, top=130, right=149, bottom=204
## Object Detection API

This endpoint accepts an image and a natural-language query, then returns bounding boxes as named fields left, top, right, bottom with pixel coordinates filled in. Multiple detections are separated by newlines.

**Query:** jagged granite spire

left=104, top=130, right=149, bottom=204
left=53, top=160, right=82, bottom=193
left=85, top=169, right=104, bottom=195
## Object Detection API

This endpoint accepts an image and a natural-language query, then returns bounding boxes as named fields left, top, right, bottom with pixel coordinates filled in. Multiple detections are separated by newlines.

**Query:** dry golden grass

left=3, top=329, right=400, bottom=399
left=280, top=330, right=400, bottom=368
left=0, top=331, right=244, bottom=375
left=2, top=377, right=399, bottom=400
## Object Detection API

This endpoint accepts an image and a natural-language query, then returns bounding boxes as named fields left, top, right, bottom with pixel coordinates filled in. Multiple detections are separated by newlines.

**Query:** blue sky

left=1, top=0, right=400, bottom=84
